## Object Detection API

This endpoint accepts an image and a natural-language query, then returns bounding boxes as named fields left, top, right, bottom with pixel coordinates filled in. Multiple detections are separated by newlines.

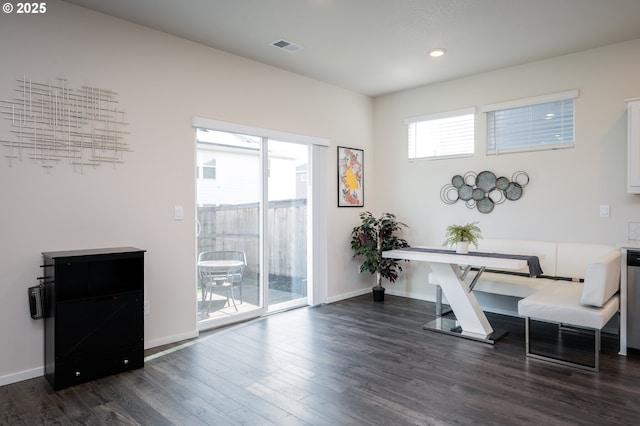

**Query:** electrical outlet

left=143, top=300, right=150, bottom=315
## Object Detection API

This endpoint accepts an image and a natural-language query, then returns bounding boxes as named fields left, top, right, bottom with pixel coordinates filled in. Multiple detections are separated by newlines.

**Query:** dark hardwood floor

left=2, top=294, right=640, bottom=425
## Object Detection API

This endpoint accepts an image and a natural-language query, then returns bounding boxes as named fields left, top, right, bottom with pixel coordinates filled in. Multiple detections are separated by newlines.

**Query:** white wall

left=0, top=0, right=373, bottom=385
left=373, top=38, right=640, bottom=301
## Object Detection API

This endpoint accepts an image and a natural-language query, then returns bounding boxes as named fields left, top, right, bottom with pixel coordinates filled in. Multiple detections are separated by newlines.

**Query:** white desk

left=382, top=247, right=528, bottom=344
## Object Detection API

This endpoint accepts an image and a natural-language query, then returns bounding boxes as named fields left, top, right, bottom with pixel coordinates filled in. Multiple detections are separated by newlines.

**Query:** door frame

left=192, top=116, right=328, bottom=331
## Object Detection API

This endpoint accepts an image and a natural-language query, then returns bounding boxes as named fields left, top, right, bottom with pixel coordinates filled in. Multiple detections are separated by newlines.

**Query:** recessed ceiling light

left=429, top=48, right=446, bottom=58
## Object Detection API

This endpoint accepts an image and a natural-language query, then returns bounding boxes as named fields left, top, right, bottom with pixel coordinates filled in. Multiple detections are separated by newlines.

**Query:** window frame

left=202, top=158, right=217, bottom=180
left=483, top=90, right=578, bottom=155
left=192, top=115, right=329, bottom=315
left=405, top=107, right=476, bottom=161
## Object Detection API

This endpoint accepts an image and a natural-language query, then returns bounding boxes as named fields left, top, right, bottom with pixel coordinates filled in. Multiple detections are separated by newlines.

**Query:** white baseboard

left=385, top=288, right=433, bottom=301
left=0, top=330, right=200, bottom=387
left=144, top=329, right=199, bottom=350
left=328, top=287, right=440, bottom=305
left=0, top=366, right=44, bottom=387
left=326, top=287, right=370, bottom=304
left=327, top=287, right=435, bottom=304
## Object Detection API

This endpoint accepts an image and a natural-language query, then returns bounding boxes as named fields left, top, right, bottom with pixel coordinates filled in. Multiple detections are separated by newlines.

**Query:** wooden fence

left=197, top=199, right=307, bottom=280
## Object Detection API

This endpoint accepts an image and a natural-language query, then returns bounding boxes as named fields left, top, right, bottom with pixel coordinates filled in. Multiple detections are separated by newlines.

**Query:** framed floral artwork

left=337, top=146, right=364, bottom=207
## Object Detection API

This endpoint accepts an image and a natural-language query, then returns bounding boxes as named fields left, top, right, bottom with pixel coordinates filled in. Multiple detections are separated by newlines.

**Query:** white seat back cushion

left=581, top=251, right=621, bottom=307
left=478, top=239, right=557, bottom=276
left=556, top=243, right=618, bottom=279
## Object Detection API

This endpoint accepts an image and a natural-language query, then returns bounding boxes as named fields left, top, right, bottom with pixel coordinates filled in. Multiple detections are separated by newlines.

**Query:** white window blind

left=484, top=90, right=577, bottom=155
left=405, top=107, right=475, bottom=161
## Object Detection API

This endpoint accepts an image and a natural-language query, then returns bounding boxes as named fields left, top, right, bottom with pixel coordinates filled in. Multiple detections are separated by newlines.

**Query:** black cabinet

left=42, top=247, right=145, bottom=390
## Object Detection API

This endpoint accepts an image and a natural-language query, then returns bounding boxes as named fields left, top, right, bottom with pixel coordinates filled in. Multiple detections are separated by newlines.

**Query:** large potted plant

left=443, top=221, right=482, bottom=254
left=350, top=212, right=409, bottom=301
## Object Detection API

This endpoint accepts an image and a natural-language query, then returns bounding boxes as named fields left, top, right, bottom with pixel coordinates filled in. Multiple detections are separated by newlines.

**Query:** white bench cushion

left=581, top=251, right=621, bottom=307
left=474, top=272, right=556, bottom=298
left=556, top=243, right=618, bottom=279
left=478, top=239, right=557, bottom=276
left=518, top=283, right=619, bottom=329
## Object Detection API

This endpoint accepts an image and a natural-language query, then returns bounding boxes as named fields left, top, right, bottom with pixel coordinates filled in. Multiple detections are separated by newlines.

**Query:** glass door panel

left=267, top=140, right=309, bottom=311
left=196, top=129, right=263, bottom=325
left=195, top=127, right=311, bottom=328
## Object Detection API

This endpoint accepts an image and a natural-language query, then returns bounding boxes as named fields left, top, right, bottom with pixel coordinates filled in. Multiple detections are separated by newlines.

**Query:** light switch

left=599, top=204, right=610, bottom=218
left=174, top=205, right=184, bottom=221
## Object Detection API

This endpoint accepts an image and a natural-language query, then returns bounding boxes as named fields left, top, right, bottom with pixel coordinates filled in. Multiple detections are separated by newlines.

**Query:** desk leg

left=424, top=263, right=507, bottom=344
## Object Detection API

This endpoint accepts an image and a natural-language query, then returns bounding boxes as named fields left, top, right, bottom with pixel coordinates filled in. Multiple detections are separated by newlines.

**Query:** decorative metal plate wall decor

left=440, top=171, right=529, bottom=213
left=0, top=76, right=129, bottom=173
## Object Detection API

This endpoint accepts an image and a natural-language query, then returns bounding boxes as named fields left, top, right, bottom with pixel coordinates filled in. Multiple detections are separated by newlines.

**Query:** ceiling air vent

left=271, top=39, right=304, bottom=53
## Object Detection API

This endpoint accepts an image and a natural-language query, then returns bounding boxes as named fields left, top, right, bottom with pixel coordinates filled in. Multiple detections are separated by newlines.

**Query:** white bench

left=440, top=239, right=621, bottom=371
left=472, top=240, right=618, bottom=298
left=518, top=250, right=621, bottom=371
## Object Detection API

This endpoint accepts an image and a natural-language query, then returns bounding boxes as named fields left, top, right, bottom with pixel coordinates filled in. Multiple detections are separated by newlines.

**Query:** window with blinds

left=405, top=108, right=475, bottom=161
left=484, top=90, right=577, bottom=155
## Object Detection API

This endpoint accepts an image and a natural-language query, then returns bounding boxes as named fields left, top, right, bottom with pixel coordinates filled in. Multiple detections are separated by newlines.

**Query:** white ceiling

left=63, top=0, right=640, bottom=97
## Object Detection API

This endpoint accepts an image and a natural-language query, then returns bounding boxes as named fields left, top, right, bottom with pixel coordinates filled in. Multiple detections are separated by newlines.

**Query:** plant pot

left=456, top=241, right=469, bottom=254
left=372, top=286, right=385, bottom=302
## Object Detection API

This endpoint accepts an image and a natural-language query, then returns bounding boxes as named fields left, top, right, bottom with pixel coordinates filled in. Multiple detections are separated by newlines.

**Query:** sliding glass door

left=196, top=129, right=263, bottom=325
left=195, top=127, right=310, bottom=328
left=267, top=140, right=309, bottom=311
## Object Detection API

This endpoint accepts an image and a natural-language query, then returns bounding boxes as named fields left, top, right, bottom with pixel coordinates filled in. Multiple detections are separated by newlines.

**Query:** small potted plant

left=350, top=212, right=410, bottom=301
left=443, top=221, right=482, bottom=254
